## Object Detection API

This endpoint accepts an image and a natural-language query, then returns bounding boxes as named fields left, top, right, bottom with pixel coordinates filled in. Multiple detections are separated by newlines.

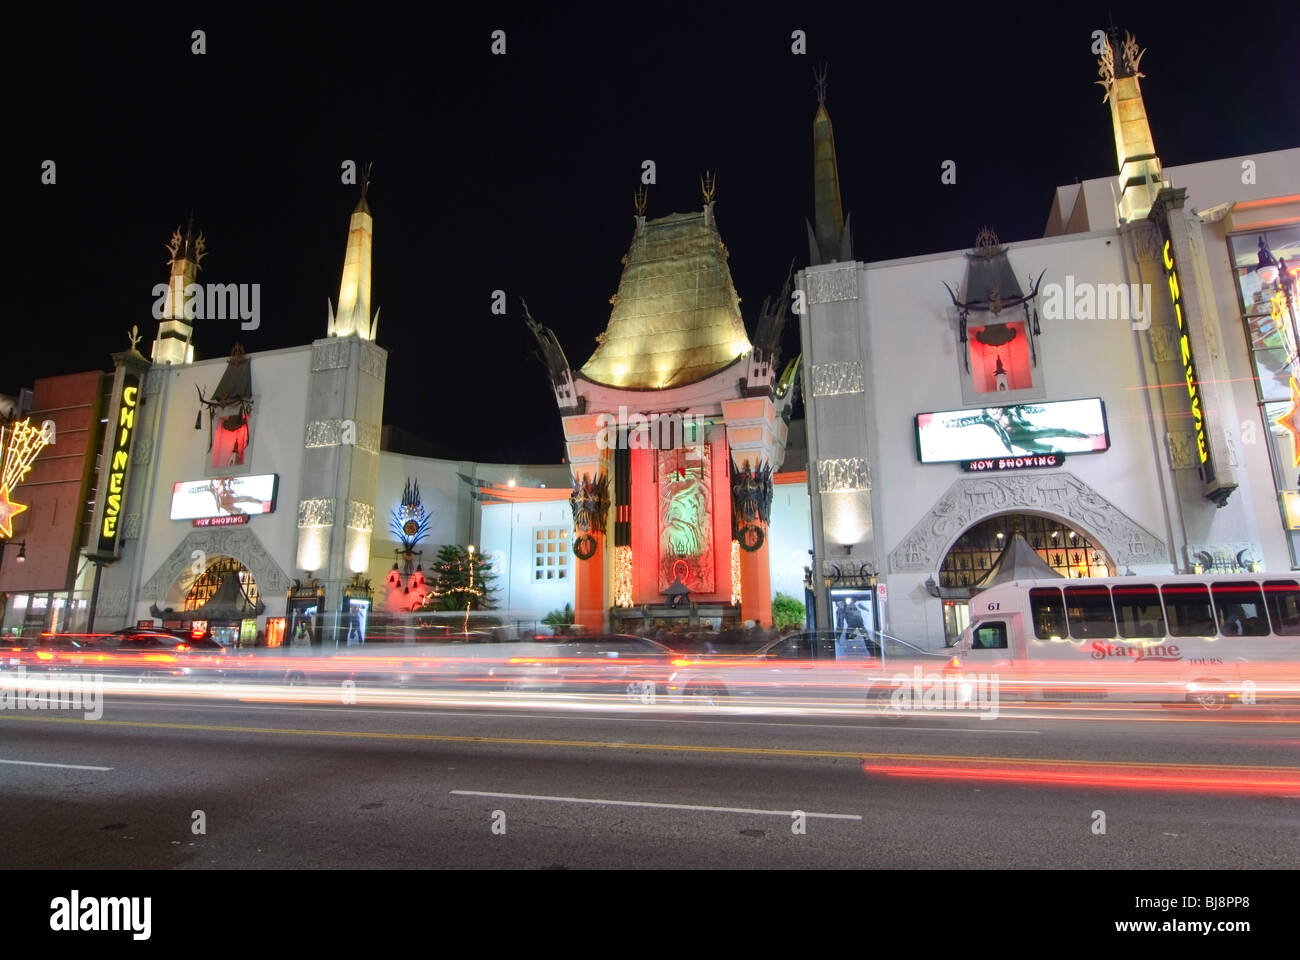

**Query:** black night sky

left=14, top=4, right=1299, bottom=464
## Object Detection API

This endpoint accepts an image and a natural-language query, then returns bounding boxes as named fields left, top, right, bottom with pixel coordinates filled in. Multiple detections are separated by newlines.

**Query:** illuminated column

left=722, top=397, right=787, bottom=626
left=563, top=413, right=611, bottom=632
left=738, top=533, right=771, bottom=625
left=574, top=524, right=607, bottom=633
left=629, top=445, right=657, bottom=603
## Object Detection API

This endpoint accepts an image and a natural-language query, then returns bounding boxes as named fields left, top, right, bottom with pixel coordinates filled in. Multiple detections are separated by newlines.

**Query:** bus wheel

left=1189, top=680, right=1227, bottom=710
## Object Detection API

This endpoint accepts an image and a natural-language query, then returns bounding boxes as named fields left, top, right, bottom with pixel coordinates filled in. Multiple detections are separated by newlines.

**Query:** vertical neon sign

left=97, top=373, right=140, bottom=554
left=1162, top=239, right=1215, bottom=484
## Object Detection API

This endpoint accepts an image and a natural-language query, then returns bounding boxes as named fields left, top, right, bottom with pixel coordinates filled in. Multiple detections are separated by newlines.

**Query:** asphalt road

left=1, top=691, right=1297, bottom=869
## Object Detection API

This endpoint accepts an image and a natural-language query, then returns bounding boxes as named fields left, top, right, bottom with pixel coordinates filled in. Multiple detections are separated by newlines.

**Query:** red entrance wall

left=630, top=446, right=657, bottom=604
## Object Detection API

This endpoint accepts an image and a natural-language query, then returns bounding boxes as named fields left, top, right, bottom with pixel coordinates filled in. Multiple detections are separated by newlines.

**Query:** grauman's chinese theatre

left=527, top=178, right=801, bottom=632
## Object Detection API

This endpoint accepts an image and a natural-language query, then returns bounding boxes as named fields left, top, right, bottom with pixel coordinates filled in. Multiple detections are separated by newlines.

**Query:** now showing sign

left=962, top=454, right=1064, bottom=472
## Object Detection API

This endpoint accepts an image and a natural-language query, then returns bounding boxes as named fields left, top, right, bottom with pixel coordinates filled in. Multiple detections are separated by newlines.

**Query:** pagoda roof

left=579, top=208, right=752, bottom=390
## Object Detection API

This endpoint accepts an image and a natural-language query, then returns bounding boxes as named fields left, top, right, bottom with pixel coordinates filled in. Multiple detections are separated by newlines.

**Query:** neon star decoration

left=0, top=418, right=52, bottom=537
left=1275, top=377, right=1300, bottom=469
left=1, top=419, right=52, bottom=493
left=0, top=485, right=27, bottom=538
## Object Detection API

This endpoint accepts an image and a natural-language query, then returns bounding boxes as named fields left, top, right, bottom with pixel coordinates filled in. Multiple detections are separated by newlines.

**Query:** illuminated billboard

left=916, top=398, right=1109, bottom=464
left=170, top=475, right=278, bottom=520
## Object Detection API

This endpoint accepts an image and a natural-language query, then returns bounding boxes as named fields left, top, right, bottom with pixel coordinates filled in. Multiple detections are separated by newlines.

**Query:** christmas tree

left=420, top=544, right=497, bottom=611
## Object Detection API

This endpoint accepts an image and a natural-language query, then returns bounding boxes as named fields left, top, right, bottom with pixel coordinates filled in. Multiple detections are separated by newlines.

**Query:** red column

left=630, top=447, right=657, bottom=603
left=739, top=534, right=771, bottom=626
left=574, top=533, right=606, bottom=633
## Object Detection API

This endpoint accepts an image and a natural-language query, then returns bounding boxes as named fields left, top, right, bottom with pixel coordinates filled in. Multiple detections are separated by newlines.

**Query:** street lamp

left=0, top=538, right=25, bottom=568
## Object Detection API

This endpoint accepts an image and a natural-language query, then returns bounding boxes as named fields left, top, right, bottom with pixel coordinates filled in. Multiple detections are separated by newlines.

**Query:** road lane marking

left=113, top=701, right=1043, bottom=734
left=451, top=790, right=862, bottom=820
left=2, top=714, right=1292, bottom=774
left=0, top=758, right=113, bottom=771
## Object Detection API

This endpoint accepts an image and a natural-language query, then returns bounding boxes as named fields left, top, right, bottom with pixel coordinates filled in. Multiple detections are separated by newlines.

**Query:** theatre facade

left=797, top=29, right=1300, bottom=647
left=3, top=181, right=812, bottom=642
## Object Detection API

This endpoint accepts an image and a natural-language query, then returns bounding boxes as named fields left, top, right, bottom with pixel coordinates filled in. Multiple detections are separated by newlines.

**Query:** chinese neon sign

left=1163, top=240, right=1213, bottom=481
left=97, top=373, right=139, bottom=554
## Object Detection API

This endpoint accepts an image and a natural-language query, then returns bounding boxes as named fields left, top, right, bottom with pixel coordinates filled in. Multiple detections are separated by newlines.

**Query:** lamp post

left=0, top=539, right=25, bottom=638
left=0, top=539, right=26, bottom=568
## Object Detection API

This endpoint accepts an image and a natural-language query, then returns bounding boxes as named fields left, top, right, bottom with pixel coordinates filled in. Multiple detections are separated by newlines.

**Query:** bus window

left=1263, top=580, right=1300, bottom=636
left=1063, top=586, right=1116, bottom=639
left=1161, top=583, right=1215, bottom=636
left=971, top=622, right=1007, bottom=650
left=1029, top=588, right=1066, bottom=639
left=1211, top=581, right=1270, bottom=636
left=1112, top=584, right=1166, bottom=638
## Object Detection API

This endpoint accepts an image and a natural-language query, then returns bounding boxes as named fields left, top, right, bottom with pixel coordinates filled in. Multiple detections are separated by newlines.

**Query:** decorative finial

left=361, top=161, right=374, bottom=202
left=813, top=62, right=828, bottom=105
left=1096, top=34, right=1116, bottom=102
left=633, top=184, right=648, bottom=217
left=1121, top=31, right=1146, bottom=78
left=974, top=225, right=1001, bottom=255
left=127, top=325, right=141, bottom=351
left=701, top=170, right=717, bottom=205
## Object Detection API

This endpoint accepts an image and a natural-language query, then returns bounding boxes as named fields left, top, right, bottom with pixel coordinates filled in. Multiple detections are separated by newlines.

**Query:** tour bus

left=957, top=574, right=1300, bottom=708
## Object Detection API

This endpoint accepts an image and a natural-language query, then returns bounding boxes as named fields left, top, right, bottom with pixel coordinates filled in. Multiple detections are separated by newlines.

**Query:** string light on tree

left=418, top=544, right=497, bottom=613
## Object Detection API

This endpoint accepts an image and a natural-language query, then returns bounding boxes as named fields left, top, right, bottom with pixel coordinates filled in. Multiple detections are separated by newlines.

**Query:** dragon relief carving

left=887, top=473, right=1165, bottom=572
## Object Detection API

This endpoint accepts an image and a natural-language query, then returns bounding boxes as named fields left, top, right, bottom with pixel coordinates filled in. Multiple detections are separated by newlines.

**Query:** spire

left=807, top=64, right=852, bottom=265
left=151, top=217, right=207, bottom=365
left=1096, top=29, right=1166, bottom=222
left=328, top=168, right=378, bottom=340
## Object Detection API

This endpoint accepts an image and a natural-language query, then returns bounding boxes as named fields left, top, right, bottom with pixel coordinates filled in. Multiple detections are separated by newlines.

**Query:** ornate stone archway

left=142, top=527, right=291, bottom=609
left=888, top=473, right=1167, bottom=573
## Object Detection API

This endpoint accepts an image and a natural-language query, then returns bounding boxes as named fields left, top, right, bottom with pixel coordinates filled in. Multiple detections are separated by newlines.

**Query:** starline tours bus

left=957, top=574, right=1300, bottom=708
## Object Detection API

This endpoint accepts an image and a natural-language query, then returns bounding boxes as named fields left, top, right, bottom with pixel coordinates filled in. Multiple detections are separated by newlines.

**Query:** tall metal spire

left=807, top=64, right=851, bottom=265
left=328, top=169, right=378, bottom=340
left=152, top=216, right=207, bottom=364
left=1096, top=29, right=1163, bottom=222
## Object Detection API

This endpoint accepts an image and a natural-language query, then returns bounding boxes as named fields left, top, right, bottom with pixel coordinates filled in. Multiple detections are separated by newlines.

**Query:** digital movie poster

left=170, top=474, right=278, bottom=519
left=830, top=588, right=875, bottom=658
left=916, top=398, right=1109, bottom=463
